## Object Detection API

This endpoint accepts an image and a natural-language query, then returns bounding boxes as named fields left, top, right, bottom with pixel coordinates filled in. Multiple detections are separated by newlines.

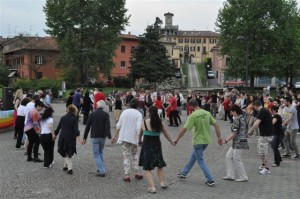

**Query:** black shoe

left=67, top=170, right=73, bottom=175
left=27, top=158, right=33, bottom=162
left=205, top=181, right=215, bottom=186
left=63, top=167, right=68, bottom=171
left=33, top=158, right=43, bottom=162
left=96, top=173, right=106, bottom=177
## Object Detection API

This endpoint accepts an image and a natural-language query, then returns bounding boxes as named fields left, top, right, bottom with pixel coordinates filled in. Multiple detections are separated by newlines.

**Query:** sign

left=0, top=110, right=14, bottom=129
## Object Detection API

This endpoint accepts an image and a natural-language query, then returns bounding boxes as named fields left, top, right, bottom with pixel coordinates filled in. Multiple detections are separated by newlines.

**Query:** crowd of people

left=9, top=85, right=300, bottom=193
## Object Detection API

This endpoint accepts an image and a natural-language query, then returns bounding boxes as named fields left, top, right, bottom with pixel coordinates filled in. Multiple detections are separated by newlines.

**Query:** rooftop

left=177, top=31, right=220, bottom=37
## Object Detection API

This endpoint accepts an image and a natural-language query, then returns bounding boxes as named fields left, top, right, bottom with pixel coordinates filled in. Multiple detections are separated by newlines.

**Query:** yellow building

left=160, top=12, right=220, bottom=64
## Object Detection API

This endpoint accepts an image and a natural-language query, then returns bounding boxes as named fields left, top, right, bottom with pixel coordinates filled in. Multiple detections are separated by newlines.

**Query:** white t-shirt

left=41, top=118, right=54, bottom=134
left=17, top=105, right=27, bottom=116
left=25, top=101, right=35, bottom=124
left=116, top=109, right=143, bottom=145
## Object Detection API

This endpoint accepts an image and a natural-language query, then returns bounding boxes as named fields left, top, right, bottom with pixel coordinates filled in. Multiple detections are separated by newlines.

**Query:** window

left=179, top=46, right=183, bottom=51
left=184, top=38, right=189, bottom=43
left=131, top=46, right=135, bottom=53
left=197, top=46, right=201, bottom=52
left=197, top=39, right=201, bottom=43
left=184, top=46, right=189, bottom=52
left=191, top=39, right=195, bottom=43
left=121, top=61, right=126, bottom=68
left=121, top=46, right=126, bottom=53
left=190, top=46, right=195, bottom=51
left=178, top=38, right=183, bottom=43
left=203, top=39, right=206, bottom=44
left=203, top=46, right=207, bottom=54
left=36, top=72, right=43, bottom=79
left=209, top=39, right=213, bottom=44
left=35, top=56, right=44, bottom=65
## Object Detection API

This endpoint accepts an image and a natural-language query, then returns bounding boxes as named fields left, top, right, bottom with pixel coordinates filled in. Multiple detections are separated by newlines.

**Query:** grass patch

left=182, top=64, right=189, bottom=87
left=197, top=63, right=207, bottom=87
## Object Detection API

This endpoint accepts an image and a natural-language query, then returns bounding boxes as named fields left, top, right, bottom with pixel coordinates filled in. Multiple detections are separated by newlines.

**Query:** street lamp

left=237, top=36, right=249, bottom=92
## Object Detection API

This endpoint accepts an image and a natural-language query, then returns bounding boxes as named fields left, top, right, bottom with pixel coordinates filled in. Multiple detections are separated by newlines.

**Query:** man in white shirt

left=112, top=98, right=143, bottom=182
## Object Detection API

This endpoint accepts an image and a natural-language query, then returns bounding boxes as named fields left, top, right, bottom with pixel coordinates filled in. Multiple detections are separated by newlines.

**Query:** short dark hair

left=21, top=98, right=30, bottom=106
left=230, top=104, right=243, bottom=115
left=32, top=95, right=40, bottom=101
left=253, top=100, right=262, bottom=107
left=285, top=96, right=292, bottom=104
left=189, top=99, right=199, bottom=107
left=130, top=98, right=139, bottom=109
left=271, top=105, right=279, bottom=113
left=26, top=93, right=33, bottom=99
left=34, top=99, right=44, bottom=108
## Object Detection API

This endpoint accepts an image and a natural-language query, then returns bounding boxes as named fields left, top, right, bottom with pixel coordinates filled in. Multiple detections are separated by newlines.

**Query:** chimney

left=128, top=31, right=131, bottom=35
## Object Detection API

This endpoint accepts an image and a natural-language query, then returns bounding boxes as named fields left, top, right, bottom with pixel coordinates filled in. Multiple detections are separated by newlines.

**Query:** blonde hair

left=14, top=89, right=23, bottom=102
left=67, top=104, right=78, bottom=116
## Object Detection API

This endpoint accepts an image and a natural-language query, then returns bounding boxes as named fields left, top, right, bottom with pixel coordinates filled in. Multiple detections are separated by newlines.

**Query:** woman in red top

left=223, top=95, right=233, bottom=123
left=153, top=96, right=163, bottom=119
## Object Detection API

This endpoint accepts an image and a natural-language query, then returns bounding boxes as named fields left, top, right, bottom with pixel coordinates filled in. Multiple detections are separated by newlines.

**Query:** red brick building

left=1, top=36, right=60, bottom=80
left=111, top=33, right=139, bottom=77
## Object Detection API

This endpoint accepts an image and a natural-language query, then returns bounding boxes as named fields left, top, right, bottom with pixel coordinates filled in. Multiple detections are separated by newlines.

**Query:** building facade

left=1, top=36, right=60, bottom=80
left=111, top=33, right=139, bottom=77
left=160, top=12, right=220, bottom=64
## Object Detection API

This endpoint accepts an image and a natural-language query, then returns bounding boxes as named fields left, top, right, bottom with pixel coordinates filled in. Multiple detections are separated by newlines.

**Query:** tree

left=44, top=0, right=129, bottom=85
left=216, top=0, right=300, bottom=88
left=0, top=64, right=10, bottom=86
left=130, top=17, right=176, bottom=86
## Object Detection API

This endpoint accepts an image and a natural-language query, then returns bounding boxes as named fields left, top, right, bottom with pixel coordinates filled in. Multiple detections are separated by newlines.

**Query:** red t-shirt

left=223, top=99, right=231, bottom=111
left=94, top=92, right=106, bottom=109
left=169, top=97, right=177, bottom=111
left=154, top=100, right=162, bottom=109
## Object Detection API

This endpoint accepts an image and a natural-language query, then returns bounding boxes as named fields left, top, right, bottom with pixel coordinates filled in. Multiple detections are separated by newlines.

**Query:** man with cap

left=248, top=100, right=273, bottom=175
left=81, top=100, right=111, bottom=177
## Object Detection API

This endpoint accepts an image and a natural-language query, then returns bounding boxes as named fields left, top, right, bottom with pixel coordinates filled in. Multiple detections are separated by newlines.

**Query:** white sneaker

left=222, top=176, right=235, bottom=181
left=258, top=165, right=264, bottom=170
left=259, top=168, right=270, bottom=175
left=235, top=178, right=248, bottom=182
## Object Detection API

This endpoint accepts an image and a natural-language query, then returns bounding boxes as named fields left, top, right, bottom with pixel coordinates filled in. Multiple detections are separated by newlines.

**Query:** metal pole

left=245, top=38, right=249, bottom=92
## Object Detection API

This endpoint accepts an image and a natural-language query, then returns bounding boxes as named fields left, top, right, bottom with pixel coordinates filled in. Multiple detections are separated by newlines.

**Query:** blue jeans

left=181, top=144, right=214, bottom=182
left=91, top=138, right=106, bottom=174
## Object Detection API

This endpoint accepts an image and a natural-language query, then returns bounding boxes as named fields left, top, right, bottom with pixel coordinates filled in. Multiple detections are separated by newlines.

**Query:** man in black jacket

left=81, top=100, right=111, bottom=177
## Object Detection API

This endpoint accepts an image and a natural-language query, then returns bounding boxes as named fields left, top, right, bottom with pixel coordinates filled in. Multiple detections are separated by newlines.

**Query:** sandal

left=160, top=182, right=168, bottom=189
left=148, top=187, right=156, bottom=194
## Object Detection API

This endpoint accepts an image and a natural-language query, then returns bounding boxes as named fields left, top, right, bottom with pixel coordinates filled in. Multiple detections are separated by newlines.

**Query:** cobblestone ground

left=0, top=103, right=299, bottom=199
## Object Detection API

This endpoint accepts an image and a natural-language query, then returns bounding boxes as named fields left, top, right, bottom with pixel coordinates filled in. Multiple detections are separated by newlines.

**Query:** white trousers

left=64, top=156, right=73, bottom=171
left=226, top=147, right=248, bottom=180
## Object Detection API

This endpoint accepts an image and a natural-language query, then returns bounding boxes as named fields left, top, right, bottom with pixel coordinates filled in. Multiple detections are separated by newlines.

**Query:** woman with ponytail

left=138, top=106, right=175, bottom=194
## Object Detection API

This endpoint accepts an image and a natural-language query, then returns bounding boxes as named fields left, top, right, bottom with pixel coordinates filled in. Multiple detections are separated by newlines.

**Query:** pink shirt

left=169, top=97, right=177, bottom=111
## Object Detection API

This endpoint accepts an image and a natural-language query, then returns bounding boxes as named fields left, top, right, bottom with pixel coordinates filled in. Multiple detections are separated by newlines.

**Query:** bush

left=113, top=76, right=131, bottom=88
left=9, top=78, right=61, bottom=97
left=93, top=81, right=105, bottom=88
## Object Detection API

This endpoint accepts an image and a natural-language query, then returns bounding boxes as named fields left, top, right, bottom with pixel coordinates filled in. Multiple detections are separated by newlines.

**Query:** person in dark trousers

left=40, top=107, right=55, bottom=168
left=82, top=92, right=93, bottom=125
left=270, top=106, right=284, bottom=167
left=66, top=92, right=74, bottom=108
left=81, top=100, right=111, bottom=177
left=54, top=104, right=80, bottom=175
left=15, top=98, right=30, bottom=149
left=167, top=93, right=179, bottom=127
left=24, top=99, right=44, bottom=162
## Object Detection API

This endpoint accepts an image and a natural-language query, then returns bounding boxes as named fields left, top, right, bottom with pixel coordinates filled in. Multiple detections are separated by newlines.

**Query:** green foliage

left=93, top=81, right=105, bottom=89
left=216, top=0, right=300, bottom=87
left=9, top=78, right=60, bottom=96
left=0, top=64, right=10, bottom=86
left=44, top=0, right=130, bottom=84
left=130, top=17, right=177, bottom=85
left=197, top=64, right=207, bottom=87
left=113, top=76, right=131, bottom=88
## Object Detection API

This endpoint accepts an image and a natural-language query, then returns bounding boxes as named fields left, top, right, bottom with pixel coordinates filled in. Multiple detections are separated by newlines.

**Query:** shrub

left=113, top=76, right=131, bottom=88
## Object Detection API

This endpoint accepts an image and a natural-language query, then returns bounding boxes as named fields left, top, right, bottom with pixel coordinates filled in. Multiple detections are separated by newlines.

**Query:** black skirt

left=138, top=135, right=166, bottom=170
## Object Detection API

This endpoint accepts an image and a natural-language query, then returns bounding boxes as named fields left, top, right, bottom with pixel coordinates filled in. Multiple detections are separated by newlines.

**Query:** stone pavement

left=0, top=103, right=299, bottom=199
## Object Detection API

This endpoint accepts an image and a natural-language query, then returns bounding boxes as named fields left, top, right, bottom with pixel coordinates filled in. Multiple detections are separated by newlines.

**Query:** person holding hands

left=174, top=99, right=222, bottom=186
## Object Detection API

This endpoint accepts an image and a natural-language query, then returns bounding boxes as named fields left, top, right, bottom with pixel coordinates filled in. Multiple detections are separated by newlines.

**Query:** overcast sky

left=0, top=0, right=299, bottom=37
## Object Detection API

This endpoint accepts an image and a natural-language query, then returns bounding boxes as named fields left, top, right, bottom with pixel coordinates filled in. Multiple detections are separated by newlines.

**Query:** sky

left=0, top=0, right=299, bottom=37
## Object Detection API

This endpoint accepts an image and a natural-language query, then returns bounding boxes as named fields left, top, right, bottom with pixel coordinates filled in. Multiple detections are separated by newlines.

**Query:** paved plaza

left=0, top=103, right=299, bottom=199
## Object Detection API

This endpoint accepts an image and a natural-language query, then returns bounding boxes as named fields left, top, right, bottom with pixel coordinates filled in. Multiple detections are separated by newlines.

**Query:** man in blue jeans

left=82, top=100, right=111, bottom=177
left=174, top=99, right=223, bottom=186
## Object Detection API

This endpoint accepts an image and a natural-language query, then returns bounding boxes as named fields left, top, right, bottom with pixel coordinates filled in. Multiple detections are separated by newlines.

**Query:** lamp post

left=237, top=36, right=249, bottom=92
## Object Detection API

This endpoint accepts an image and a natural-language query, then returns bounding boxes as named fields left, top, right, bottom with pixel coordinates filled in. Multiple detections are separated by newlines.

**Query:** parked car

left=295, top=82, right=300, bottom=88
left=207, top=71, right=215, bottom=79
